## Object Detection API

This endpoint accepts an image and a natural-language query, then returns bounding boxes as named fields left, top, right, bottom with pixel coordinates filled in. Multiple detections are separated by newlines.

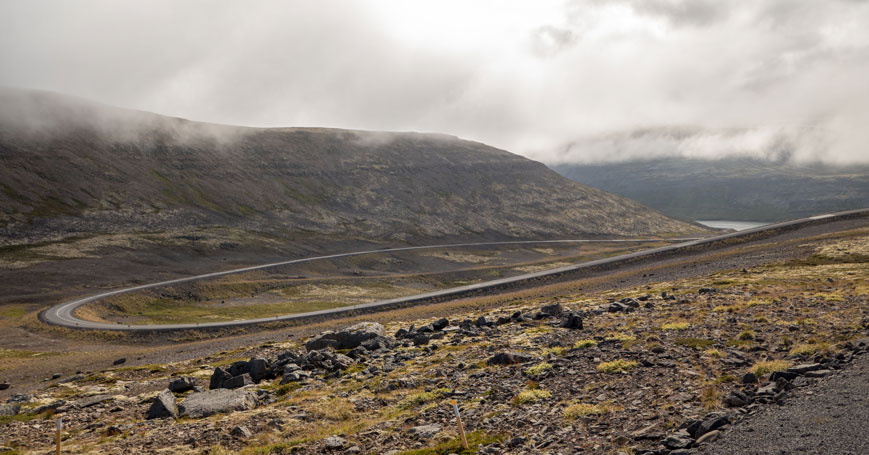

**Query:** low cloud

left=1, top=0, right=868, bottom=164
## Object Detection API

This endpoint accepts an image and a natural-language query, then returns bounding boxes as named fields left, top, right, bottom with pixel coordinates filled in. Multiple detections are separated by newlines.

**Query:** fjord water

left=697, top=220, right=769, bottom=231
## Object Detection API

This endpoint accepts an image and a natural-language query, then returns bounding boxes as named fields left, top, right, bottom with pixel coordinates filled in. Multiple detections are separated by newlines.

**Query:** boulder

left=209, top=367, right=232, bottom=390
left=787, top=363, right=823, bottom=374
left=228, top=360, right=251, bottom=377
left=112, top=358, right=127, bottom=366
left=146, top=389, right=178, bottom=419
left=323, top=436, right=347, bottom=451
left=230, top=425, right=253, bottom=438
left=305, top=322, right=385, bottom=351
left=408, top=423, right=442, bottom=439
left=698, top=287, right=719, bottom=295
left=431, top=318, right=449, bottom=331
left=724, top=390, right=751, bottom=407
left=168, top=377, right=196, bottom=393
left=179, top=389, right=257, bottom=418
left=540, top=303, right=563, bottom=316
left=0, top=382, right=8, bottom=390
left=223, top=373, right=254, bottom=389
left=487, top=352, right=533, bottom=366
left=248, top=358, right=270, bottom=382
left=475, top=316, right=490, bottom=327
left=663, top=429, right=694, bottom=449
left=412, top=334, right=430, bottom=346
left=560, top=313, right=583, bottom=329
left=0, top=404, right=20, bottom=417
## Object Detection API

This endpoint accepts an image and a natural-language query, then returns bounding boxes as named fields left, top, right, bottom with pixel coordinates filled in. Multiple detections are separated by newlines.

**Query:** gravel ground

left=699, top=351, right=869, bottom=455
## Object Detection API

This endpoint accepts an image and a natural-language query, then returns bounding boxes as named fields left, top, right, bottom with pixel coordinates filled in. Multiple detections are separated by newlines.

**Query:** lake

left=696, top=220, right=769, bottom=231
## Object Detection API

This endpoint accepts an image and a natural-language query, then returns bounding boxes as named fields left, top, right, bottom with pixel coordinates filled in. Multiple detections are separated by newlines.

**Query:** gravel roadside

left=698, top=349, right=869, bottom=455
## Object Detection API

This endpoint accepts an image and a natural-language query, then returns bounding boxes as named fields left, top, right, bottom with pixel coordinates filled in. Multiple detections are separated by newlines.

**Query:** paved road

left=40, top=208, right=869, bottom=331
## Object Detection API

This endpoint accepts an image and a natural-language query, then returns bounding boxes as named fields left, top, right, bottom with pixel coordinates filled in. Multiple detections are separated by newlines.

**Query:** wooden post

left=55, top=414, right=62, bottom=454
left=452, top=400, right=469, bottom=450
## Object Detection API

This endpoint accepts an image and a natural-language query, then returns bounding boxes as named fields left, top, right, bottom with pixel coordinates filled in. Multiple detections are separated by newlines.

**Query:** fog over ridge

left=1, top=0, right=868, bottom=164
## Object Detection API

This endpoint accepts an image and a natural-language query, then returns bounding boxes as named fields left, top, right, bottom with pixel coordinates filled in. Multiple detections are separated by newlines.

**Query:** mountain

left=0, top=88, right=705, bottom=245
left=552, top=157, right=869, bottom=222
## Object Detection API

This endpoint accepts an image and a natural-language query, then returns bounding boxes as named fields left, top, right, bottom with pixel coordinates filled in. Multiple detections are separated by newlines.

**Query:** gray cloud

left=1, top=0, right=868, bottom=165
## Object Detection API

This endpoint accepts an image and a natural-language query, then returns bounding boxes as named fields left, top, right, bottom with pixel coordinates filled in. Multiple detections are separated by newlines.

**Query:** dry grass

left=750, top=360, right=792, bottom=376
left=597, top=359, right=638, bottom=374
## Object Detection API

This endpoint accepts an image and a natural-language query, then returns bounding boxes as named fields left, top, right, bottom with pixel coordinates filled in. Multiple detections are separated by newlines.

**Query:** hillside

left=0, top=88, right=703, bottom=245
left=552, top=157, right=869, bottom=222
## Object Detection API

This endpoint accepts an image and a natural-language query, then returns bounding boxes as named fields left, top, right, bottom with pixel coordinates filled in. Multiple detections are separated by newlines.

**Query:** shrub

left=662, top=321, right=691, bottom=331
left=563, top=403, right=610, bottom=419
left=525, top=362, right=553, bottom=377
left=750, top=360, right=791, bottom=376
left=574, top=339, right=598, bottom=349
left=513, top=388, right=551, bottom=405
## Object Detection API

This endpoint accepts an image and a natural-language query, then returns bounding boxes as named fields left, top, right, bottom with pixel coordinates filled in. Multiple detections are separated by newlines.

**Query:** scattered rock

left=770, top=371, right=798, bottom=382
left=787, top=363, right=823, bottom=374
left=168, top=377, right=197, bottom=393
left=696, top=429, right=721, bottom=444
left=230, top=425, right=252, bottom=439
left=0, top=404, right=20, bottom=417
left=248, top=358, right=270, bottom=382
left=487, top=352, right=533, bottom=365
left=408, top=423, right=441, bottom=439
left=223, top=373, right=254, bottom=389
left=306, top=322, right=385, bottom=351
left=32, top=400, right=66, bottom=414
left=540, top=303, right=563, bottom=317
left=695, top=414, right=729, bottom=438
left=560, top=312, right=583, bottom=329
left=323, top=436, right=347, bottom=451
left=51, top=373, right=62, bottom=380
left=179, top=389, right=257, bottom=418
left=209, top=367, right=232, bottom=390
left=431, top=318, right=449, bottom=331
left=663, top=429, right=694, bottom=449
left=698, top=287, right=719, bottom=294
left=146, top=389, right=178, bottom=420
left=805, top=369, right=832, bottom=378
left=724, top=390, right=751, bottom=407
left=741, top=372, right=758, bottom=384
left=112, top=358, right=127, bottom=366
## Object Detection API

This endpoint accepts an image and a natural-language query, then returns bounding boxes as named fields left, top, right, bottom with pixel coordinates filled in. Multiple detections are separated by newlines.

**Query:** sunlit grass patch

left=573, top=339, right=597, bottom=349
left=525, top=362, right=553, bottom=377
left=790, top=342, right=835, bottom=356
left=661, top=321, right=691, bottom=331
left=750, top=360, right=791, bottom=376
left=704, top=349, right=724, bottom=358
left=513, top=388, right=551, bottom=405
left=399, top=388, right=451, bottom=409
left=597, top=359, right=637, bottom=374
left=674, top=338, right=714, bottom=349
left=563, top=402, right=611, bottom=420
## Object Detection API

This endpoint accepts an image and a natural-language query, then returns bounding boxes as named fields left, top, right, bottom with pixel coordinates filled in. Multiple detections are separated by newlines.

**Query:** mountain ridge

left=0, top=88, right=705, bottom=245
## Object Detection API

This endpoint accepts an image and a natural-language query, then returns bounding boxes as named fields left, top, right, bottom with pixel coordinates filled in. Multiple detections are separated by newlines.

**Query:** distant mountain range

left=0, top=88, right=705, bottom=245
left=552, top=157, right=869, bottom=222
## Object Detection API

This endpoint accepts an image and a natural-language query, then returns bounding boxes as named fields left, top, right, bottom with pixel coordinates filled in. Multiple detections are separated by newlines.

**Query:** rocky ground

left=1, top=225, right=867, bottom=454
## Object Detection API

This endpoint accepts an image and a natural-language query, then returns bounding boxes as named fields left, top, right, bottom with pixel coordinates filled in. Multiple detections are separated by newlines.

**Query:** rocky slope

left=0, top=88, right=704, bottom=245
left=1, top=225, right=866, bottom=454
left=552, top=157, right=869, bottom=222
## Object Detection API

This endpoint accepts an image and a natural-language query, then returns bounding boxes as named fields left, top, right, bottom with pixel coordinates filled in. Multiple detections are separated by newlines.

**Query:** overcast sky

left=2, top=0, right=868, bottom=164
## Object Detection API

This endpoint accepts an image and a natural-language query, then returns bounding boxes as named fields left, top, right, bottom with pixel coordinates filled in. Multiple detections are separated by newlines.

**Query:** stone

left=0, top=382, right=8, bottom=391
left=697, top=430, right=721, bottom=444
left=431, top=318, right=449, bottom=331
left=805, top=369, right=832, bottom=378
left=695, top=414, right=729, bottom=438
left=698, top=287, right=719, bottom=294
left=223, top=373, right=254, bottom=389
left=506, top=436, right=527, bottom=448
left=394, top=328, right=409, bottom=339
left=724, top=390, right=751, bottom=407
left=209, top=367, right=232, bottom=390
left=168, top=377, right=197, bottom=393
left=487, top=352, right=533, bottom=365
left=147, top=389, right=178, bottom=419
left=248, top=358, right=270, bottom=382
left=475, top=316, right=490, bottom=327
left=0, top=404, right=20, bottom=417
left=230, top=425, right=252, bottom=438
left=306, top=322, right=385, bottom=351
left=412, top=333, right=430, bottom=346
left=179, top=389, right=257, bottom=418
left=560, top=313, right=583, bottom=329
left=741, top=372, right=758, bottom=384
left=631, top=424, right=663, bottom=440
left=540, top=303, right=563, bottom=317
left=663, top=430, right=694, bottom=449
left=228, top=360, right=251, bottom=377
left=787, top=363, right=823, bottom=374
left=51, top=373, right=62, bottom=380
left=112, top=358, right=127, bottom=366
left=32, top=400, right=66, bottom=414
left=345, top=446, right=362, bottom=454
left=769, top=371, right=798, bottom=382
left=323, top=436, right=347, bottom=451
left=408, top=423, right=442, bottom=439
left=5, top=394, right=30, bottom=404
left=618, top=298, right=640, bottom=308
left=77, top=395, right=112, bottom=408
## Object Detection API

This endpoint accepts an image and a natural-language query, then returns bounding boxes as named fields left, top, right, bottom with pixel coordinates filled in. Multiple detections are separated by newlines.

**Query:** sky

left=1, top=0, right=869, bottom=164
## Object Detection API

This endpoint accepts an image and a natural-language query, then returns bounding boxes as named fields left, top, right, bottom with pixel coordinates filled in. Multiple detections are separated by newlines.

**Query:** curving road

left=40, top=208, right=869, bottom=332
